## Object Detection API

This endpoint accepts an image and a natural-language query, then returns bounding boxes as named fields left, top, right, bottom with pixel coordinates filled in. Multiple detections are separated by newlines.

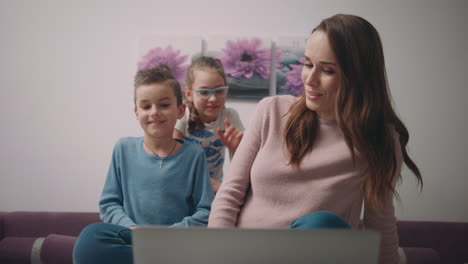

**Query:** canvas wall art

left=137, top=36, right=203, bottom=86
left=204, top=36, right=278, bottom=99
left=275, top=36, right=307, bottom=96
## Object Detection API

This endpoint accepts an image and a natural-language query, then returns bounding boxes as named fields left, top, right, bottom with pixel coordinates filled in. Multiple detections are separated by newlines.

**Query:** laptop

left=132, top=226, right=380, bottom=264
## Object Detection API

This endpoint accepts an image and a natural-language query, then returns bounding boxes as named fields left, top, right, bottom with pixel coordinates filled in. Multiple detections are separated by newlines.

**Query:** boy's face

left=134, top=82, right=185, bottom=139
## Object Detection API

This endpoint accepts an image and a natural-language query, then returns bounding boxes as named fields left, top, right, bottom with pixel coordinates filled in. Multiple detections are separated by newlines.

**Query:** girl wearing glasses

left=174, top=56, right=244, bottom=193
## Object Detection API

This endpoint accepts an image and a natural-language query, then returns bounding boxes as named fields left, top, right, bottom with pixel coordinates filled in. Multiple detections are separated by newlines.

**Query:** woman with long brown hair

left=208, top=14, right=422, bottom=264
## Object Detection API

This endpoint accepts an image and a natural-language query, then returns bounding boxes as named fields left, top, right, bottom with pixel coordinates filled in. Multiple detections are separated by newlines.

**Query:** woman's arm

left=208, top=97, right=272, bottom=227
left=363, top=131, right=403, bottom=264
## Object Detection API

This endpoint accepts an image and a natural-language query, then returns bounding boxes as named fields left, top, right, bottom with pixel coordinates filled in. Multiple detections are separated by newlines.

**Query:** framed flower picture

left=137, top=36, right=203, bottom=86
left=205, top=36, right=277, bottom=99
left=275, top=36, right=307, bottom=96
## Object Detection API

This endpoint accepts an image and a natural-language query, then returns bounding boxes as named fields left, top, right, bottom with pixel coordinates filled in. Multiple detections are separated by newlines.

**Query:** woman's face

left=302, top=30, right=341, bottom=120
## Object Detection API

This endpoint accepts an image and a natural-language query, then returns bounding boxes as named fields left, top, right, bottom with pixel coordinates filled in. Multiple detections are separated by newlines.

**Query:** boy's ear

left=178, top=103, right=186, bottom=119
left=134, top=106, right=138, bottom=119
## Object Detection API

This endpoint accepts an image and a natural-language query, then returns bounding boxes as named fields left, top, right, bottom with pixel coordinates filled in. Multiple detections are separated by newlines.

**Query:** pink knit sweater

left=209, top=95, right=400, bottom=264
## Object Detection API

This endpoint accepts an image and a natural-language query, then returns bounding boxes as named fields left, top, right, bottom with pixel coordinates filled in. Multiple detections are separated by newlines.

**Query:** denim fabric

left=73, top=222, right=133, bottom=264
left=290, top=211, right=351, bottom=229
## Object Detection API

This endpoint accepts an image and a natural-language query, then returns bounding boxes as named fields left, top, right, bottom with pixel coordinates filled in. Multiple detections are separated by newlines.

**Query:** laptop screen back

left=132, top=226, right=380, bottom=264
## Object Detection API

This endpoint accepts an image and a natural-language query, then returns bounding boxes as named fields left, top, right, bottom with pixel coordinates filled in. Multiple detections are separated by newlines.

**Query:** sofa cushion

left=0, top=236, right=37, bottom=264
left=398, top=220, right=468, bottom=264
left=0, top=212, right=6, bottom=240
left=3, top=211, right=100, bottom=237
left=41, top=234, right=77, bottom=264
left=403, top=247, right=440, bottom=264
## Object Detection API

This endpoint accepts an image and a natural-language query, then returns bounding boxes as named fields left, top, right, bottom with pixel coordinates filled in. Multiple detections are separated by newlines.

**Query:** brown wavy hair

left=284, top=14, right=422, bottom=211
left=185, top=56, right=227, bottom=133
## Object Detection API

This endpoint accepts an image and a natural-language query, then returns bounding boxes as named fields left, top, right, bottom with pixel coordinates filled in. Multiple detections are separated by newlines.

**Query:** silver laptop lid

left=133, top=226, right=380, bottom=264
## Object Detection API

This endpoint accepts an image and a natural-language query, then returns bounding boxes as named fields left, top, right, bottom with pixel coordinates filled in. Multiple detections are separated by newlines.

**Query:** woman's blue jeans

left=73, top=211, right=350, bottom=264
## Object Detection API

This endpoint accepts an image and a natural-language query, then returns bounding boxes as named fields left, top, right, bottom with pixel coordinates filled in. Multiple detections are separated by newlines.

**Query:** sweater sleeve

left=208, top=97, right=273, bottom=227
left=363, top=131, right=402, bottom=264
left=172, top=149, right=214, bottom=227
left=99, top=140, right=136, bottom=227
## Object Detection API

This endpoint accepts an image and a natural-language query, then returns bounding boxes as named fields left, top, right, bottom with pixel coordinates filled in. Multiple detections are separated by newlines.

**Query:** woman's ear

left=134, top=106, right=138, bottom=120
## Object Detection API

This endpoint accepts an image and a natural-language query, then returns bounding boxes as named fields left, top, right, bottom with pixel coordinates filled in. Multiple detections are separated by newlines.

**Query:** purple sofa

left=0, top=211, right=467, bottom=264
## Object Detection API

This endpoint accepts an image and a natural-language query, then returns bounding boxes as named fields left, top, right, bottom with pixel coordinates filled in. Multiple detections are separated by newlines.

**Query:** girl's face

left=186, top=69, right=226, bottom=123
left=134, top=82, right=185, bottom=139
left=302, top=30, right=342, bottom=120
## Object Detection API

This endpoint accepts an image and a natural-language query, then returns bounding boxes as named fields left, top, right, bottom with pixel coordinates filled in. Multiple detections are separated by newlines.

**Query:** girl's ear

left=185, top=87, right=193, bottom=101
left=177, top=103, right=186, bottom=119
left=134, top=106, right=139, bottom=120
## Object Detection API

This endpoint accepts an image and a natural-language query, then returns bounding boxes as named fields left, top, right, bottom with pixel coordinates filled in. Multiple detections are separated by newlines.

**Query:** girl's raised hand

left=217, top=119, right=243, bottom=154
left=210, top=178, right=221, bottom=193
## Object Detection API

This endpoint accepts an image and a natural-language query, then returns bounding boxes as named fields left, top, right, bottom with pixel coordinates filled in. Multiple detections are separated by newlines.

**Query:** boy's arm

left=171, top=151, right=214, bottom=227
left=99, top=141, right=136, bottom=227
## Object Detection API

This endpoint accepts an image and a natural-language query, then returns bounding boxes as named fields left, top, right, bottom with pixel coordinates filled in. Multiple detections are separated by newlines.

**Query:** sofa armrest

left=397, top=220, right=468, bottom=264
left=3, top=211, right=100, bottom=237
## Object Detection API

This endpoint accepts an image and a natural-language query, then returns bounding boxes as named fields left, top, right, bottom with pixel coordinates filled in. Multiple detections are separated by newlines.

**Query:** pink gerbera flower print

left=219, top=38, right=278, bottom=79
left=137, top=45, right=189, bottom=85
left=285, top=63, right=304, bottom=96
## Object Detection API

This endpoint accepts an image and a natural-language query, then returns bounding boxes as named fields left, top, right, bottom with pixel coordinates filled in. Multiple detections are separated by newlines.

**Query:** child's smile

left=188, top=69, right=227, bottom=123
left=134, top=82, right=185, bottom=139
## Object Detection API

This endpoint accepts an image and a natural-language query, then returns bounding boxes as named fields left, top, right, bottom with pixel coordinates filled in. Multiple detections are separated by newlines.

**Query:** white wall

left=1, top=0, right=467, bottom=221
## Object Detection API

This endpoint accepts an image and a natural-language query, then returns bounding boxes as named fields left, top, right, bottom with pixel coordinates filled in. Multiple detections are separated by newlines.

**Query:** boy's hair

left=185, top=56, right=227, bottom=133
left=134, top=65, right=183, bottom=106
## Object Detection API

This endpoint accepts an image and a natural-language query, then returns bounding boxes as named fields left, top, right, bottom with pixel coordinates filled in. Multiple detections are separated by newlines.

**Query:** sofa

left=0, top=211, right=467, bottom=264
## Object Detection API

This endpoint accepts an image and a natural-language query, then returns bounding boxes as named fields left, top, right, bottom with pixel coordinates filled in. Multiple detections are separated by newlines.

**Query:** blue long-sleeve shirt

left=99, top=137, right=214, bottom=227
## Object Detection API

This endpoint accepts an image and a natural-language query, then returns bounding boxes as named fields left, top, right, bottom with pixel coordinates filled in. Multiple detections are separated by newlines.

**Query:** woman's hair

left=284, top=14, right=422, bottom=211
left=134, top=65, right=183, bottom=106
left=185, top=56, right=227, bottom=133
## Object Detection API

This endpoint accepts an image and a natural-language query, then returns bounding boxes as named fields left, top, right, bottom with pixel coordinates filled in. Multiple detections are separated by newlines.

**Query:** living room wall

left=0, top=0, right=467, bottom=222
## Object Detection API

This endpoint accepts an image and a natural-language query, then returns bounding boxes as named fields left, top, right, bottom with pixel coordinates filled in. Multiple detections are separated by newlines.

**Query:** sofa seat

left=1, top=211, right=467, bottom=264
left=0, top=212, right=100, bottom=264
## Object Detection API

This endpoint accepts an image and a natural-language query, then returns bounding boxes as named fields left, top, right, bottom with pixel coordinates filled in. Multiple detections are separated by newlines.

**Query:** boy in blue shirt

left=73, top=66, right=214, bottom=264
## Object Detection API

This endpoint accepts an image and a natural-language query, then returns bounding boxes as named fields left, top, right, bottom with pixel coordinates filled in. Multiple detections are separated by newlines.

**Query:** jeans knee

left=73, top=223, right=109, bottom=263
left=82, top=222, right=108, bottom=235
left=73, top=222, right=133, bottom=264
left=290, top=211, right=351, bottom=229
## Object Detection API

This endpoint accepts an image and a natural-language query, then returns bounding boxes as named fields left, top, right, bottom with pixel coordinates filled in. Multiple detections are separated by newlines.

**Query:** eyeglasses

left=194, top=86, right=229, bottom=100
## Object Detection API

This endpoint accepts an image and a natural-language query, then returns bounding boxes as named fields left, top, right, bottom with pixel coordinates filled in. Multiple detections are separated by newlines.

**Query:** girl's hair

left=134, top=65, right=183, bottom=106
left=284, top=14, right=422, bottom=211
left=185, top=56, right=227, bottom=133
